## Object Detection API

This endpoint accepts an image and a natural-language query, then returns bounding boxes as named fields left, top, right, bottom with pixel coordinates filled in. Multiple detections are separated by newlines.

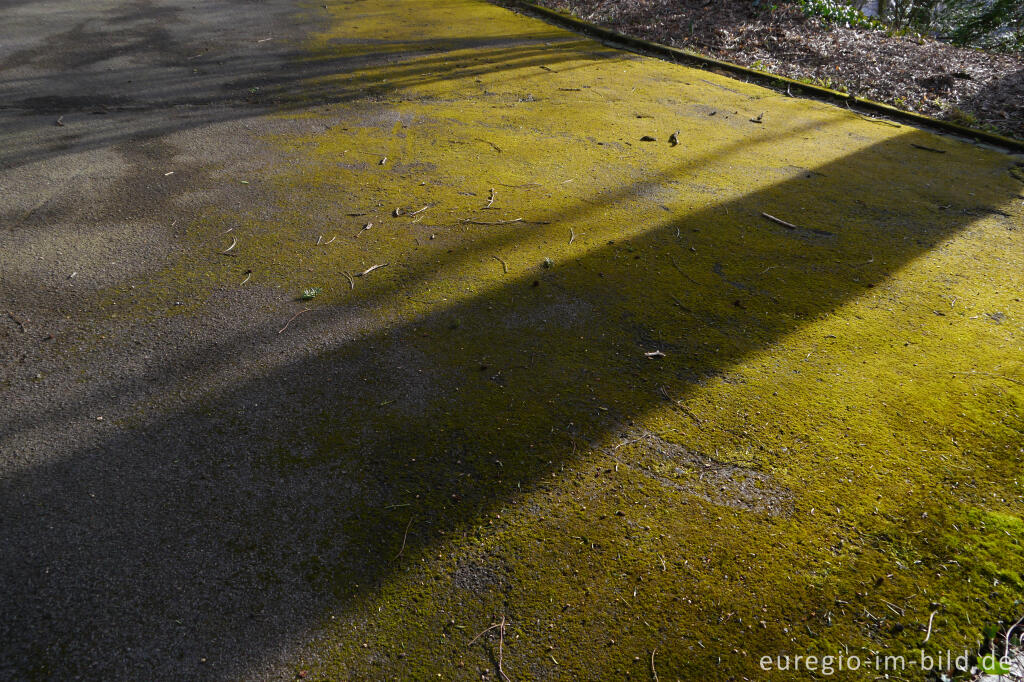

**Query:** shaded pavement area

left=2, top=0, right=1023, bottom=679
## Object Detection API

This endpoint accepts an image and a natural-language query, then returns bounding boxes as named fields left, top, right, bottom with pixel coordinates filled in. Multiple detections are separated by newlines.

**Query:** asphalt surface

left=2, top=0, right=1023, bottom=680
left=1, top=1, right=350, bottom=678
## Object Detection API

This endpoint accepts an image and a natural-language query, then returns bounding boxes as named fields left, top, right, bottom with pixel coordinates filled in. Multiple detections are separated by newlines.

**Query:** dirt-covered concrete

left=2, top=0, right=1023, bottom=680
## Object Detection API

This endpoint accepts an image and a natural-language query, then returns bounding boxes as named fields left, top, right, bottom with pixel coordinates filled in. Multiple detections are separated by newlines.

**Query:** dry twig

left=923, top=610, right=938, bottom=643
left=278, top=307, right=311, bottom=334
left=761, top=212, right=798, bottom=230
left=497, top=614, right=509, bottom=682
left=394, top=517, right=413, bottom=560
left=492, top=255, right=508, bottom=273
left=356, top=263, right=388, bottom=277
left=468, top=623, right=502, bottom=646
left=476, top=138, right=503, bottom=153
left=462, top=217, right=524, bottom=225
left=469, top=615, right=510, bottom=682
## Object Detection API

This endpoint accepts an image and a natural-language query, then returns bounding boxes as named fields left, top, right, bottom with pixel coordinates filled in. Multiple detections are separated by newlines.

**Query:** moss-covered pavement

left=2, top=0, right=1023, bottom=679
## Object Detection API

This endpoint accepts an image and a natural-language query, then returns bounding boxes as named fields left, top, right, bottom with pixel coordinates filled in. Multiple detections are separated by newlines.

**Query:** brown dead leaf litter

left=531, top=0, right=1024, bottom=141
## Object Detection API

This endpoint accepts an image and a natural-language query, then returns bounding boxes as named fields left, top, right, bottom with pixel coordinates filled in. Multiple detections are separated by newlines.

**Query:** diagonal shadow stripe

left=1, top=126, right=1020, bottom=678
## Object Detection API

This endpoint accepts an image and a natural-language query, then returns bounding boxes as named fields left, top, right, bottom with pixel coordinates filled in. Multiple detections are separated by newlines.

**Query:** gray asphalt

left=1, top=2, right=347, bottom=679
left=4, top=1, right=1023, bottom=680
left=2, top=3, right=591, bottom=678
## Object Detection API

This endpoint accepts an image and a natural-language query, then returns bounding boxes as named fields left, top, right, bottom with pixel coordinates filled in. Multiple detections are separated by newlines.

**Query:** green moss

left=71, top=0, right=1024, bottom=678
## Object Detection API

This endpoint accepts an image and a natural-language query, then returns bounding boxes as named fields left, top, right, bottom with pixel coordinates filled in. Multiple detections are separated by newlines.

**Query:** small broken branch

left=475, top=138, right=503, bottom=153
left=923, top=610, right=938, bottom=644
left=468, top=623, right=502, bottom=646
left=356, top=263, right=388, bottom=277
left=492, top=255, right=508, bottom=273
left=761, top=212, right=798, bottom=230
left=468, top=616, right=510, bottom=682
left=462, top=217, right=523, bottom=225
left=910, top=143, right=946, bottom=154
left=498, top=614, right=509, bottom=682
left=394, top=516, right=413, bottom=560
left=278, top=307, right=311, bottom=334
left=484, top=188, right=495, bottom=209
left=461, top=217, right=550, bottom=226
left=220, top=237, right=238, bottom=254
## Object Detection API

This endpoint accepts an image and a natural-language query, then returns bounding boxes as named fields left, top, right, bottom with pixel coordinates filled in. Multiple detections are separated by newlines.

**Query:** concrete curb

left=502, top=0, right=1024, bottom=154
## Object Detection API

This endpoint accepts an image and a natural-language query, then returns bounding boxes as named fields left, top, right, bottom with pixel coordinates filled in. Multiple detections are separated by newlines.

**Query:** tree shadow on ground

left=1, top=119, right=1020, bottom=679
left=0, top=0, right=606, bottom=171
left=953, top=67, right=1024, bottom=141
